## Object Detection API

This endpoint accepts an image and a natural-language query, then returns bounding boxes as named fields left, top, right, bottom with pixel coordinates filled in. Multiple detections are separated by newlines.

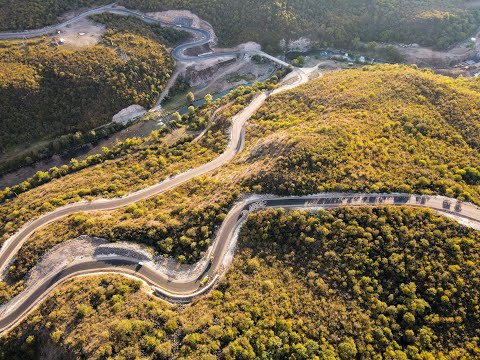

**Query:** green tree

left=187, top=91, right=195, bottom=104
left=204, top=93, right=213, bottom=104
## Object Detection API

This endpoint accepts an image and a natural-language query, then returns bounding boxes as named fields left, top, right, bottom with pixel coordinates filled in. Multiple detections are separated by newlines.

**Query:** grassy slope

left=0, top=207, right=479, bottom=359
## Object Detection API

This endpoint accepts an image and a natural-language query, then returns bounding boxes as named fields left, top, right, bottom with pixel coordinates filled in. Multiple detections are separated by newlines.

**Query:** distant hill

left=0, top=0, right=109, bottom=30
left=121, top=0, right=480, bottom=50
left=0, top=1, right=478, bottom=51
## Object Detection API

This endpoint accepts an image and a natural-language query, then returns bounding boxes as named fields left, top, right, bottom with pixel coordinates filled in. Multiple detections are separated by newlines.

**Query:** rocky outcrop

left=185, top=58, right=238, bottom=87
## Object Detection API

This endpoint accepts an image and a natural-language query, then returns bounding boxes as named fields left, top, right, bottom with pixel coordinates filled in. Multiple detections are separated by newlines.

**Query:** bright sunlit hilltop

left=246, top=65, right=480, bottom=201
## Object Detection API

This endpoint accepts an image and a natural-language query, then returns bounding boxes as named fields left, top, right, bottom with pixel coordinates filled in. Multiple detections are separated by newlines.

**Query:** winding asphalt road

left=0, top=3, right=290, bottom=67
left=1, top=4, right=480, bottom=337
left=0, top=18, right=307, bottom=332
left=0, top=3, right=306, bottom=280
left=1, top=192, right=480, bottom=335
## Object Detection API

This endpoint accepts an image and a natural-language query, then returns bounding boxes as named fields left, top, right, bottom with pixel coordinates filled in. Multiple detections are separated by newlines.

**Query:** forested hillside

left=246, top=65, right=480, bottom=202
left=0, top=14, right=178, bottom=174
left=0, top=0, right=108, bottom=30
left=121, top=0, right=480, bottom=50
left=0, top=65, right=479, bottom=299
left=0, top=1, right=477, bottom=50
left=0, top=65, right=479, bottom=357
left=1, top=207, right=479, bottom=359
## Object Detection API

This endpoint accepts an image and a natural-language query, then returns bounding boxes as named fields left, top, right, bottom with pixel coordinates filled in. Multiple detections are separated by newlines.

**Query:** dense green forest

left=0, top=0, right=108, bottom=30
left=0, top=1, right=478, bottom=50
left=0, top=14, right=179, bottom=174
left=120, top=0, right=480, bottom=50
left=1, top=207, right=479, bottom=359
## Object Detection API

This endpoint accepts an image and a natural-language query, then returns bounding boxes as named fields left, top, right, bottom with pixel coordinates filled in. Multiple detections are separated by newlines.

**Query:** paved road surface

left=1, top=193, right=479, bottom=335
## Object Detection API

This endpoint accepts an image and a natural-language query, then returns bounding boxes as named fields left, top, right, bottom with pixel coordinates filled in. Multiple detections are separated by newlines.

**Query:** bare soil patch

left=146, top=9, right=218, bottom=45
left=394, top=28, right=480, bottom=67
left=56, top=17, right=105, bottom=48
left=193, top=59, right=275, bottom=98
